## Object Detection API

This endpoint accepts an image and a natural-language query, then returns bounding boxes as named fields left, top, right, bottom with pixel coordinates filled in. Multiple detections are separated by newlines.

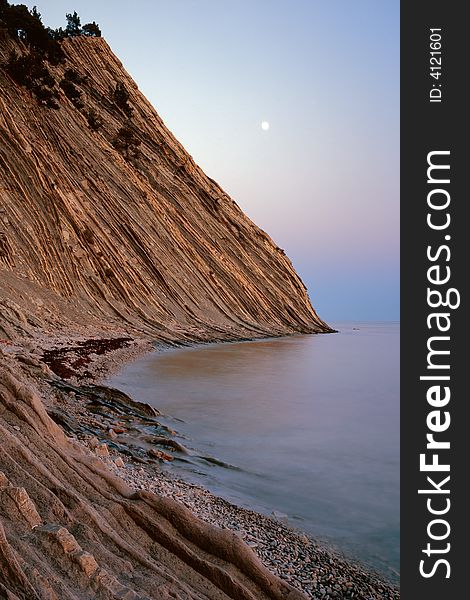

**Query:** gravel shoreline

left=89, top=450, right=399, bottom=600
left=27, top=333, right=399, bottom=600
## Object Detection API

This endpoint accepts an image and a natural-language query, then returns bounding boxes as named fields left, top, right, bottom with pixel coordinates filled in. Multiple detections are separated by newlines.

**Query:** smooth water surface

left=107, top=323, right=399, bottom=580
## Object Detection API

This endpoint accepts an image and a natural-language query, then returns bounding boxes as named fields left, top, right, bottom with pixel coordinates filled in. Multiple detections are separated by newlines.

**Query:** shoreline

left=96, top=447, right=399, bottom=600
left=27, top=332, right=400, bottom=600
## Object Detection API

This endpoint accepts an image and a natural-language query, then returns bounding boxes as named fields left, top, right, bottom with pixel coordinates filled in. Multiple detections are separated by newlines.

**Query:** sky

left=28, top=1, right=399, bottom=322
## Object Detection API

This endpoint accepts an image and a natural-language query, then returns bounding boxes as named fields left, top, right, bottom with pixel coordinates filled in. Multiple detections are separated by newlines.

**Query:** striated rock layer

left=0, top=35, right=331, bottom=343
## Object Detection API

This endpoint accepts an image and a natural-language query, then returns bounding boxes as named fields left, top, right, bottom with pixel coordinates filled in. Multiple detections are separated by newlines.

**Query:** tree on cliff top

left=65, top=11, right=81, bottom=36
left=65, top=11, right=101, bottom=37
left=1, top=3, right=64, bottom=64
left=82, top=21, right=101, bottom=37
left=1, top=2, right=101, bottom=42
left=2, top=3, right=46, bottom=45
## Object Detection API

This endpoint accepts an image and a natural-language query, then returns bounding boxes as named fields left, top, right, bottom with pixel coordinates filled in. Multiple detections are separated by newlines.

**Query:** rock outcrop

left=0, top=350, right=306, bottom=600
left=0, top=34, right=330, bottom=344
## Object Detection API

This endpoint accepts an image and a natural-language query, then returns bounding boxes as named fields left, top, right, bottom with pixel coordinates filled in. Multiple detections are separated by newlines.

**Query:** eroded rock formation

left=0, top=35, right=330, bottom=344
left=0, top=350, right=306, bottom=600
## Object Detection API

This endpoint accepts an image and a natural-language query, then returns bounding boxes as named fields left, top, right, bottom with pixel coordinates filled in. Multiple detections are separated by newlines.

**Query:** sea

left=107, top=322, right=399, bottom=582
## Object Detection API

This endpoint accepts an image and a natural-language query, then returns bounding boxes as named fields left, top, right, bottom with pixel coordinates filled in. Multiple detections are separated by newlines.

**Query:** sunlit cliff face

left=0, top=35, right=331, bottom=342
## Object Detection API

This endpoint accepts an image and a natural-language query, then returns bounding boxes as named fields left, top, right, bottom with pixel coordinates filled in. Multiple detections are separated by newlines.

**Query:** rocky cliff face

left=0, top=35, right=330, bottom=343
left=0, top=32, right=330, bottom=600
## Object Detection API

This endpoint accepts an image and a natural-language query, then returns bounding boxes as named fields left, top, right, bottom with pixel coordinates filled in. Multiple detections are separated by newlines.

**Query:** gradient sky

left=28, top=1, right=399, bottom=322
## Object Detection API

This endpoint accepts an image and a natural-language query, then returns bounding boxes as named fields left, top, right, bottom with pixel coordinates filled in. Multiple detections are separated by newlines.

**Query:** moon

left=261, top=121, right=270, bottom=131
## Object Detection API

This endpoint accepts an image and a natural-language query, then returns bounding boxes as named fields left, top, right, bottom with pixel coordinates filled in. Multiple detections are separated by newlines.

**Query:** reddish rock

left=0, top=471, right=9, bottom=488
left=0, top=487, right=42, bottom=528
left=95, top=443, right=109, bottom=457
left=111, top=427, right=126, bottom=434
left=36, top=524, right=81, bottom=554
left=74, top=550, right=99, bottom=577
left=148, top=448, right=174, bottom=462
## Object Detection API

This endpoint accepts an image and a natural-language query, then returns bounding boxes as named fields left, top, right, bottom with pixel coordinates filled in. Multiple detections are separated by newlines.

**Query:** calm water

left=107, top=322, right=399, bottom=581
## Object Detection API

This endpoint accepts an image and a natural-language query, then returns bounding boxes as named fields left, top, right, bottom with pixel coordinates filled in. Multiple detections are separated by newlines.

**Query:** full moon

left=261, top=121, right=270, bottom=131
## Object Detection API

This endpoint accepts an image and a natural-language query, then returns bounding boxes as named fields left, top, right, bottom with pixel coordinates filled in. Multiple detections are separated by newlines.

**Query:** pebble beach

left=92, top=447, right=400, bottom=600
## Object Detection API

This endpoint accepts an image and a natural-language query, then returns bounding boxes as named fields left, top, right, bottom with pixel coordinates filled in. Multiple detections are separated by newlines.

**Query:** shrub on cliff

left=63, top=69, right=88, bottom=106
left=6, top=51, right=59, bottom=107
left=86, top=109, right=102, bottom=131
left=113, top=82, right=133, bottom=117
left=112, top=125, right=141, bottom=160
left=64, top=67, right=86, bottom=85
left=59, top=77, right=83, bottom=108
left=32, top=82, right=59, bottom=109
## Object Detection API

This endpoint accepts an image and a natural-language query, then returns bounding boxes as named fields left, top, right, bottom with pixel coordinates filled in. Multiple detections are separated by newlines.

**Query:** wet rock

left=272, top=510, right=289, bottom=521
left=112, top=426, right=126, bottom=434
left=150, top=436, right=188, bottom=453
left=148, top=448, right=174, bottom=461
left=47, top=408, right=81, bottom=434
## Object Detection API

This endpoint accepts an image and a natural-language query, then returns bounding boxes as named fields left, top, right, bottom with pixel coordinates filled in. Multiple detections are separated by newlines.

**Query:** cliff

left=0, top=31, right=331, bottom=600
left=0, top=35, right=330, bottom=344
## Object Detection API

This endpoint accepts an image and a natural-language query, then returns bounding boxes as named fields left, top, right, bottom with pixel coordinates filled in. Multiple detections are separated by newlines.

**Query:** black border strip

left=401, top=2, right=467, bottom=598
